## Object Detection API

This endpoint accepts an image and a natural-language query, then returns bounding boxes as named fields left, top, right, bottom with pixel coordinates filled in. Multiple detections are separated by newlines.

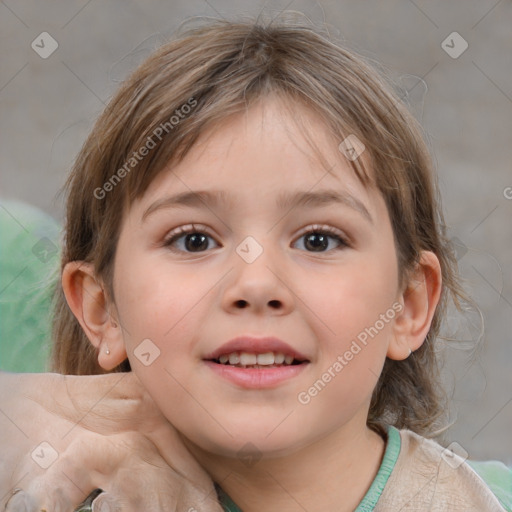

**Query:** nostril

left=233, top=299, right=281, bottom=309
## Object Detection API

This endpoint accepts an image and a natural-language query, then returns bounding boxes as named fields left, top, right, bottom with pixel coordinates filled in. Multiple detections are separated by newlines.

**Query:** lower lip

left=203, top=361, right=309, bottom=389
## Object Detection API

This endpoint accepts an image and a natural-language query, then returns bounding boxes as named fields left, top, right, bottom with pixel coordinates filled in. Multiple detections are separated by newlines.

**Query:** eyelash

left=162, top=224, right=349, bottom=254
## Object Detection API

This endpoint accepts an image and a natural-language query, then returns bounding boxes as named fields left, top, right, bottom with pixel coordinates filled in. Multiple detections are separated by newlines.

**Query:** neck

left=184, top=421, right=386, bottom=512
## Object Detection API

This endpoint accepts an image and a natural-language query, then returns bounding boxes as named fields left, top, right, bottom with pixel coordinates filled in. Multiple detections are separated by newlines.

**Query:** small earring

left=408, top=348, right=413, bottom=357
left=105, top=345, right=111, bottom=355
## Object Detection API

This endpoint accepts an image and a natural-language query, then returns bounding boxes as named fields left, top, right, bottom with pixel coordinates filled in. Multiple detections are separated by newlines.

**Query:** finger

left=74, top=488, right=119, bottom=512
left=175, top=477, right=225, bottom=512
left=61, top=371, right=146, bottom=404
left=75, top=488, right=103, bottom=510
left=89, top=491, right=122, bottom=512
left=44, top=373, right=155, bottom=434
left=21, top=440, right=100, bottom=510
left=4, top=488, right=39, bottom=512
left=144, top=426, right=220, bottom=497
left=23, top=478, right=78, bottom=512
left=105, top=461, right=223, bottom=512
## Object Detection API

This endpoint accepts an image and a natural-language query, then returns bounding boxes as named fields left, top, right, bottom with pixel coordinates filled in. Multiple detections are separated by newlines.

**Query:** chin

left=186, top=421, right=312, bottom=462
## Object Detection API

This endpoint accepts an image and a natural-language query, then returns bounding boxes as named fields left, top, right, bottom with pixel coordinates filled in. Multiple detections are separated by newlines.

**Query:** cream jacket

left=375, top=428, right=506, bottom=511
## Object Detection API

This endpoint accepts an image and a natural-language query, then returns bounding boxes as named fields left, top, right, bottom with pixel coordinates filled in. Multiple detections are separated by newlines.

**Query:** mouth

left=208, top=351, right=309, bottom=369
left=203, top=336, right=310, bottom=368
left=204, top=335, right=311, bottom=389
left=203, top=336, right=310, bottom=389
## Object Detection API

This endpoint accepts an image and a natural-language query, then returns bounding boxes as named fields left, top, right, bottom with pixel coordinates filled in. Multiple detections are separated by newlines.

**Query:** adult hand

left=0, top=371, right=223, bottom=511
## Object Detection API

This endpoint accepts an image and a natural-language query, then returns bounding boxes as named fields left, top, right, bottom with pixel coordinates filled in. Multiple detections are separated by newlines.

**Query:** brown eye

left=182, top=233, right=210, bottom=252
left=163, top=225, right=219, bottom=253
left=304, top=233, right=329, bottom=252
left=293, top=226, right=348, bottom=253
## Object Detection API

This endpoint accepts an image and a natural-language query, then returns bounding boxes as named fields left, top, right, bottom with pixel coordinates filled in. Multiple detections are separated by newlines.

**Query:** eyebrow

left=141, top=189, right=372, bottom=224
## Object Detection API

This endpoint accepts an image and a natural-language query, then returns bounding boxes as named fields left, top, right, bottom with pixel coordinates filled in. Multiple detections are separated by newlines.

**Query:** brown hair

left=51, top=15, right=469, bottom=437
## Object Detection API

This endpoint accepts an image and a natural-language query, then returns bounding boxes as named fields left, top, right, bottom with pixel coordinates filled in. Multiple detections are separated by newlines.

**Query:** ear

left=62, top=261, right=127, bottom=370
left=388, top=251, right=442, bottom=360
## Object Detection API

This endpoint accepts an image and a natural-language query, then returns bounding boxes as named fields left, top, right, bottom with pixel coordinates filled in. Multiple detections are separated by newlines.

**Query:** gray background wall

left=1, top=1, right=511, bottom=463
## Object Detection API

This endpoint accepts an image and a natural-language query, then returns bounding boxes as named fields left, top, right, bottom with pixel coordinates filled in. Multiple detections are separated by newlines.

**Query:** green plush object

left=0, top=199, right=61, bottom=373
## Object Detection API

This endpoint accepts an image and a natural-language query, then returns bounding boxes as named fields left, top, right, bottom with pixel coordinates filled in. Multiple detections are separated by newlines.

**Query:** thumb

left=24, top=372, right=153, bottom=434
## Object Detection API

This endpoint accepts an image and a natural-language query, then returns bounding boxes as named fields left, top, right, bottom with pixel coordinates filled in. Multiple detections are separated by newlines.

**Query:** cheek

left=113, top=254, right=218, bottom=381
left=305, top=245, right=398, bottom=399
left=114, top=254, right=203, bottom=334
left=318, top=252, right=398, bottom=337
left=296, top=261, right=397, bottom=424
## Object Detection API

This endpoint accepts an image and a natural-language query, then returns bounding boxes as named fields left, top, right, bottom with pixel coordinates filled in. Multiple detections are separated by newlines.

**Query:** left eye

left=293, top=227, right=348, bottom=253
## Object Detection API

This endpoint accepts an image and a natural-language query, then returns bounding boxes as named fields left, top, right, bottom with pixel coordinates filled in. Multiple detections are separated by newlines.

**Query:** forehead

left=138, top=96, right=376, bottom=209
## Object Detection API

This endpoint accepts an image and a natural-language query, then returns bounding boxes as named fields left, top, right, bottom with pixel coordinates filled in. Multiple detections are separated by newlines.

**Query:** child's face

left=111, top=96, right=401, bottom=457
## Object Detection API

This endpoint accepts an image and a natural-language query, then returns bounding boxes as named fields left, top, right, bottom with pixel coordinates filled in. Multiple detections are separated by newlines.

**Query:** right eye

left=163, top=224, right=220, bottom=253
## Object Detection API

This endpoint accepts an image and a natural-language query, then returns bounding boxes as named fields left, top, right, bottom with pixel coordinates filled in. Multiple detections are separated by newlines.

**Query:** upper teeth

left=218, top=352, right=294, bottom=365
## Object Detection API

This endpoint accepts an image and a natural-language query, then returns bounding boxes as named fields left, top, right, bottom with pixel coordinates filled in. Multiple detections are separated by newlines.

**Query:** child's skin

left=64, top=95, right=442, bottom=511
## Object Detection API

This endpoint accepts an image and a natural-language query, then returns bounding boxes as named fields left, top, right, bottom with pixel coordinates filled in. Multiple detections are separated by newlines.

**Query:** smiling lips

left=204, top=336, right=310, bottom=368
left=203, top=337, right=310, bottom=388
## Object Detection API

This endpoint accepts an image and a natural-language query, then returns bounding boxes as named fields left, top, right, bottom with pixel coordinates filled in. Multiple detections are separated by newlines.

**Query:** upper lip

left=204, top=336, right=310, bottom=362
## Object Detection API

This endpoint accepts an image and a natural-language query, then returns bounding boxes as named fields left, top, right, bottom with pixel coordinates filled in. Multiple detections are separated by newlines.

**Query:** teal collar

left=355, top=425, right=401, bottom=511
left=215, top=425, right=401, bottom=511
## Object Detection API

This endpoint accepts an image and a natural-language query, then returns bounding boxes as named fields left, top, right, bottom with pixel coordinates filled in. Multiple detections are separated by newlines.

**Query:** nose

left=221, top=241, right=295, bottom=316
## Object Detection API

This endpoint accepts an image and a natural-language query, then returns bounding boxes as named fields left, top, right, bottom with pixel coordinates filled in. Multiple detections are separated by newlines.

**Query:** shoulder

left=467, top=459, right=512, bottom=512
left=375, top=427, right=510, bottom=511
